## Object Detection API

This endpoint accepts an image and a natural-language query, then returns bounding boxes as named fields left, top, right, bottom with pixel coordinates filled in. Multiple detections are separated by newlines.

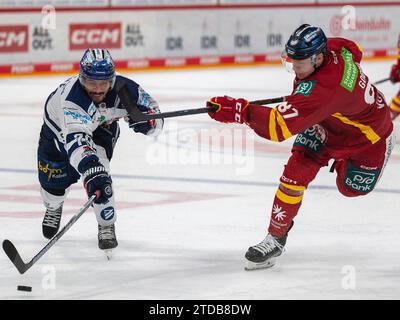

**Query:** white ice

left=0, top=60, right=399, bottom=300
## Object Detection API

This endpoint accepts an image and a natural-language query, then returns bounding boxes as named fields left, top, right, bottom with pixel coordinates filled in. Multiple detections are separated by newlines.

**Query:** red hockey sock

left=268, top=184, right=304, bottom=238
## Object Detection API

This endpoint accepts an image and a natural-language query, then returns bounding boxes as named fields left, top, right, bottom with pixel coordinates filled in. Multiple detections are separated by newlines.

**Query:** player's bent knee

left=279, top=183, right=304, bottom=196
left=336, top=161, right=381, bottom=197
left=336, top=183, right=368, bottom=197
left=42, top=186, right=66, bottom=196
left=281, top=150, right=324, bottom=189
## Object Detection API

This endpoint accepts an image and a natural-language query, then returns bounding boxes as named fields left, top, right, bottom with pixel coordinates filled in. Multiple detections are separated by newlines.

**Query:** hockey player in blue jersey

left=37, top=49, right=163, bottom=253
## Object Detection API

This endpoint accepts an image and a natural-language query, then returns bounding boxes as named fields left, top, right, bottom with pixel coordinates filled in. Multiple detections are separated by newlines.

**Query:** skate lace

left=99, top=225, right=115, bottom=240
left=253, top=234, right=285, bottom=254
left=43, top=207, right=62, bottom=228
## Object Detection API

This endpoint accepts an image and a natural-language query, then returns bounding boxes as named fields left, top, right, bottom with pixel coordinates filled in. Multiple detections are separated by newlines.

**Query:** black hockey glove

left=82, top=161, right=113, bottom=204
left=128, top=116, right=155, bottom=135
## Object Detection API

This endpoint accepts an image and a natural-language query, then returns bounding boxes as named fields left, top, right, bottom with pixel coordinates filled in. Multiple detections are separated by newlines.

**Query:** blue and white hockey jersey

left=40, top=74, right=162, bottom=174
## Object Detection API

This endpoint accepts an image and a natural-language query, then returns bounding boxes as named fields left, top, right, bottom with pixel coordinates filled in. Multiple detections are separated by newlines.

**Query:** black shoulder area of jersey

left=65, top=79, right=93, bottom=113
left=113, top=75, right=140, bottom=108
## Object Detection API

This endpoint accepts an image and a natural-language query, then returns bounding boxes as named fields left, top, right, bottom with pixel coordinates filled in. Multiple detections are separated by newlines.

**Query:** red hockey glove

left=207, top=96, right=249, bottom=124
left=389, top=63, right=400, bottom=84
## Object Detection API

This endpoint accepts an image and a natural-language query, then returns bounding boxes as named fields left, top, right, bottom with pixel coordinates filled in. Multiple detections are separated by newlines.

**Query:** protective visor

left=79, top=75, right=116, bottom=90
left=281, top=49, right=318, bottom=74
left=281, top=49, right=295, bottom=74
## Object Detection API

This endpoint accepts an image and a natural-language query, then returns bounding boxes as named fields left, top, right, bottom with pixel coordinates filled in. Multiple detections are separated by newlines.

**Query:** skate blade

left=244, top=258, right=276, bottom=271
left=104, top=249, right=113, bottom=260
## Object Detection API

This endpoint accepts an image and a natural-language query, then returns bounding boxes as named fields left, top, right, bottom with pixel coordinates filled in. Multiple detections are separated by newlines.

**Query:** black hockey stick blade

left=2, top=195, right=96, bottom=275
left=2, top=240, right=28, bottom=274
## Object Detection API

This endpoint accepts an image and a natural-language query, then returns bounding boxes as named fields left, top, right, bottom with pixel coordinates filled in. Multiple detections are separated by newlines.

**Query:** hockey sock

left=40, top=187, right=68, bottom=210
left=268, top=183, right=305, bottom=238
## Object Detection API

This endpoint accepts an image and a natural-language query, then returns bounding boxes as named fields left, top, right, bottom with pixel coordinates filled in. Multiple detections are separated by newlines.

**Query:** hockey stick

left=374, top=78, right=390, bottom=85
left=115, top=80, right=286, bottom=122
left=2, top=195, right=96, bottom=274
left=250, top=97, right=286, bottom=105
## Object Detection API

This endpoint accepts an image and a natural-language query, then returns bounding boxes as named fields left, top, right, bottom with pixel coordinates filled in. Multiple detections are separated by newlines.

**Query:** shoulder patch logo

left=340, top=47, right=359, bottom=92
left=294, top=80, right=316, bottom=97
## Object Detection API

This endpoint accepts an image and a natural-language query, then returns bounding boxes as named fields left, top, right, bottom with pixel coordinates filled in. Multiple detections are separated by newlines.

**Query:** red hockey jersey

left=247, top=38, right=393, bottom=159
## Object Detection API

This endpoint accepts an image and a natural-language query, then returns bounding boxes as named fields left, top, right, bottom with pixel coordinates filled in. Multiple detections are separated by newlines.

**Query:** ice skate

left=42, top=203, right=63, bottom=239
left=98, top=224, right=118, bottom=259
left=244, top=233, right=288, bottom=270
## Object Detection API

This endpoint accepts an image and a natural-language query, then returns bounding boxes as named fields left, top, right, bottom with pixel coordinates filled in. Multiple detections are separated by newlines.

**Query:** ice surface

left=0, top=61, right=399, bottom=299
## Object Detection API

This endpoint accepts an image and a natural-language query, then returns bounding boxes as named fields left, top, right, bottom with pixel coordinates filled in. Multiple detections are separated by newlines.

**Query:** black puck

left=17, top=285, right=32, bottom=292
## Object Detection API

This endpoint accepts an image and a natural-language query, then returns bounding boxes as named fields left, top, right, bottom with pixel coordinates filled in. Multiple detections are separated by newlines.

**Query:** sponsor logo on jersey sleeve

left=340, top=47, right=359, bottom=92
left=64, top=110, right=91, bottom=124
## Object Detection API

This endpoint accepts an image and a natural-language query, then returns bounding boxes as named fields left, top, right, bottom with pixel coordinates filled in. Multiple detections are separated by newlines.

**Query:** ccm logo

left=0, top=25, right=28, bottom=52
left=234, top=101, right=243, bottom=123
left=69, top=23, right=121, bottom=50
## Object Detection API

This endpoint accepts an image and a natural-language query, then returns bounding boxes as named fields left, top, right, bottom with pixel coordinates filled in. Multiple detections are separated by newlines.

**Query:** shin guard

left=268, top=184, right=305, bottom=238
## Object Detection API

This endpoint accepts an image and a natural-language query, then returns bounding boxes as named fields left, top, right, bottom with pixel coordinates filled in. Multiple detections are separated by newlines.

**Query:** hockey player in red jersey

left=388, top=34, right=400, bottom=120
left=206, top=24, right=395, bottom=270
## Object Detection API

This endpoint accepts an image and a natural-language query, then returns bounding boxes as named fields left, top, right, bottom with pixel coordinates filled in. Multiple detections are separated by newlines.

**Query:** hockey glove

left=82, top=161, right=113, bottom=204
left=129, top=117, right=155, bottom=135
left=207, top=96, right=249, bottom=124
left=389, top=63, right=400, bottom=84
left=127, top=110, right=164, bottom=137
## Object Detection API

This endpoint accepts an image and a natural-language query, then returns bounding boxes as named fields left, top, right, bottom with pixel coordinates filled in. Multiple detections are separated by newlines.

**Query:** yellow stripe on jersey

left=355, top=42, right=363, bottom=53
left=275, top=112, right=293, bottom=140
left=331, top=113, right=381, bottom=144
left=280, top=182, right=306, bottom=191
left=393, top=96, right=400, bottom=105
left=276, top=189, right=303, bottom=204
left=269, top=109, right=293, bottom=142
left=269, top=109, right=278, bottom=142
left=390, top=102, right=400, bottom=113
